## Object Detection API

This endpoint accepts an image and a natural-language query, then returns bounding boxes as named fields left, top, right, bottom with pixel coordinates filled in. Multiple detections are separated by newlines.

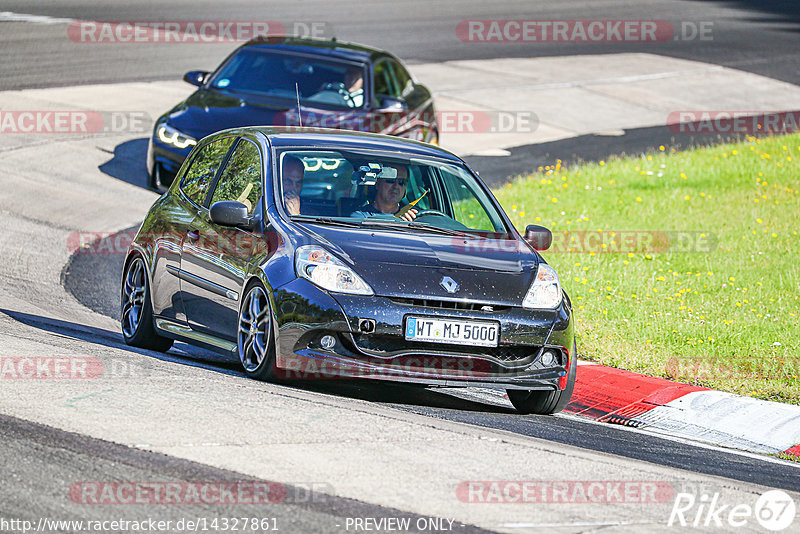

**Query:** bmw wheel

left=121, top=255, right=174, bottom=352
left=147, top=162, right=160, bottom=191
left=238, top=282, right=278, bottom=381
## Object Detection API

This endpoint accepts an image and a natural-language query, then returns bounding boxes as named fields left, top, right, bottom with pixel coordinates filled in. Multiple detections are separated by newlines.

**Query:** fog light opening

left=320, top=335, right=336, bottom=350
left=541, top=350, right=557, bottom=367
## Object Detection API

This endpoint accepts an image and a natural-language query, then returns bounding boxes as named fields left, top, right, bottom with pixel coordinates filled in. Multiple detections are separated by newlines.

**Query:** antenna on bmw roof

left=295, top=82, right=303, bottom=128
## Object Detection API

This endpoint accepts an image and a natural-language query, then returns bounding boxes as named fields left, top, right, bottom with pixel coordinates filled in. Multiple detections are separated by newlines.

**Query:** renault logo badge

left=440, top=276, right=459, bottom=293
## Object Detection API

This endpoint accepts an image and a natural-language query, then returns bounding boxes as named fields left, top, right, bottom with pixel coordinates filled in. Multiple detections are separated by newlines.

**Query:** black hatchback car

left=124, top=127, right=575, bottom=414
left=146, top=36, right=439, bottom=190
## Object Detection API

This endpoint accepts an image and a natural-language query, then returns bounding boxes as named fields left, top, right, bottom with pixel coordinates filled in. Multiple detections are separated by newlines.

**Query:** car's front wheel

left=121, top=255, right=174, bottom=352
left=238, top=282, right=278, bottom=381
left=507, top=343, right=577, bottom=415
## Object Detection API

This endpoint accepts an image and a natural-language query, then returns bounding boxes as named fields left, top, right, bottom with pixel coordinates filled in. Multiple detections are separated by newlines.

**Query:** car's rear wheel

left=121, top=255, right=174, bottom=352
left=507, top=342, right=577, bottom=415
left=238, top=282, right=278, bottom=381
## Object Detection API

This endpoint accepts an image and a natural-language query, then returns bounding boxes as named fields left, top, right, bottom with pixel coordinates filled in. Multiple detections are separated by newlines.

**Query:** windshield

left=209, top=49, right=366, bottom=110
left=276, top=149, right=510, bottom=235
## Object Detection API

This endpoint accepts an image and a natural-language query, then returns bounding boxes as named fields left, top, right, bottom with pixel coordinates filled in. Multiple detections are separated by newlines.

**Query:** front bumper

left=270, top=278, right=574, bottom=390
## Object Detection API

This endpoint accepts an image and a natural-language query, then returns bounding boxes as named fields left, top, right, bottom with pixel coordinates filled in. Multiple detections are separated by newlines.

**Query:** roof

left=239, top=35, right=385, bottom=63
left=218, top=126, right=461, bottom=162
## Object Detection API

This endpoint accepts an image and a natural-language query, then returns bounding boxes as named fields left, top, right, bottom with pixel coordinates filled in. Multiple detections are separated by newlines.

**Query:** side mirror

left=376, top=96, right=408, bottom=113
left=183, top=70, right=209, bottom=87
left=525, top=225, right=552, bottom=251
left=210, top=201, right=253, bottom=229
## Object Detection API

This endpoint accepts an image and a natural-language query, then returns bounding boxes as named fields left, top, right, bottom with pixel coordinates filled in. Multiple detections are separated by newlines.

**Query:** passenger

left=282, top=155, right=304, bottom=216
left=350, top=165, right=418, bottom=222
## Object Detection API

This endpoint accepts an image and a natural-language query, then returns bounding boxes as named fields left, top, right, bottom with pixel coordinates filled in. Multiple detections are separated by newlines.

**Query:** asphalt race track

left=2, top=1, right=800, bottom=532
left=3, top=0, right=800, bottom=89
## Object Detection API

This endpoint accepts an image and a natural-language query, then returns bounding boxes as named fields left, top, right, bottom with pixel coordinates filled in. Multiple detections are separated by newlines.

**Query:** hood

left=298, top=223, right=539, bottom=305
left=167, top=89, right=364, bottom=141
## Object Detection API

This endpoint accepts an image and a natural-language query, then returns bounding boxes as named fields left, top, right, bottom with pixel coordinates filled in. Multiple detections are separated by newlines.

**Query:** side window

left=389, top=60, right=414, bottom=98
left=373, top=61, right=394, bottom=97
left=181, top=137, right=235, bottom=206
left=210, top=139, right=263, bottom=215
left=404, top=167, right=432, bottom=211
left=441, top=171, right=497, bottom=232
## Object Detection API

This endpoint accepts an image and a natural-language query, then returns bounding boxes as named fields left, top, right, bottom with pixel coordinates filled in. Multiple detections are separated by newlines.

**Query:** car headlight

left=522, top=263, right=562, bottom=309
left=295, top=245, right=374, bottom=296
left=157, top=123, right=197, bottom=149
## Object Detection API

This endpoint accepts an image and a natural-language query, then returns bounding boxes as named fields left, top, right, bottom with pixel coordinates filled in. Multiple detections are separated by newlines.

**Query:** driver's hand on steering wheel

left=397, top=208, right=417, bottom=222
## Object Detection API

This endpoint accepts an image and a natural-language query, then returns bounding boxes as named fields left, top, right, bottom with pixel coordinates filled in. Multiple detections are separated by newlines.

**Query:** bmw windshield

left=276, top=149, right=512, bottom=237
left=208, top=49, right=366, bottom=110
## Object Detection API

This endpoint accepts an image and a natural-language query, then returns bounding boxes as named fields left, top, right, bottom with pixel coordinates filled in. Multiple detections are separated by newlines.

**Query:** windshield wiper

left=359, top=219, right=472, bottom=237
left=292, top=216, right=362, bottom=228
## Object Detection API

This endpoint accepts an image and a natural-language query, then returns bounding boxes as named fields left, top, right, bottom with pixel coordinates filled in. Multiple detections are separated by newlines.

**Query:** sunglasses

left=382, top=178, right=407, bottom=186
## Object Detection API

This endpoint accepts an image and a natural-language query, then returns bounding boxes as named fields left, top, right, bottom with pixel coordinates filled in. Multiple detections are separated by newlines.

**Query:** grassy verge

left=776, top=452, right=800, bottom=463
left=493, top=134, right=800, bottom=404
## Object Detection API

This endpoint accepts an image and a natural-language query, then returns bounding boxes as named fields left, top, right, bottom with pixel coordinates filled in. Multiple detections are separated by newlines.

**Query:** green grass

left=776, top=452, right=800, bottom=463
left=492, top=134, right=800, bottom=404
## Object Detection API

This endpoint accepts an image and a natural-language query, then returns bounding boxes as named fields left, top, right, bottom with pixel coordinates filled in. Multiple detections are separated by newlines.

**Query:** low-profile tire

left=238, top=282, right=279, bottom=381
left=121, top=255, right=174, bottom=352
left=507, top=342, right=578, bottom=415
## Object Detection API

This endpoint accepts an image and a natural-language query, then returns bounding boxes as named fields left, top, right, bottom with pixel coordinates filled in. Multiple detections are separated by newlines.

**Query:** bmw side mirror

left=377, top=96, right=408, bottom=113
left=525, top=225, right=552, bottom=251
left=210, top=201, right=253, bottom=229
left=183, top=70, right=209, bottom=87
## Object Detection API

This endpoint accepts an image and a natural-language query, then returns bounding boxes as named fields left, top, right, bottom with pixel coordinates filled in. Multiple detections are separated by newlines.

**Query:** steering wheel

left=414, top=209, right=449, bottom=218
left=317, top=82, right=354, bottom=106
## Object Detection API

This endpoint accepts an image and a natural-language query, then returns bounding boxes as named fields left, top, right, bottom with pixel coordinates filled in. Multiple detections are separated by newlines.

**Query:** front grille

left=350, top=334, right=537, bottom=365
left=388, top=297, right=510, bottom=313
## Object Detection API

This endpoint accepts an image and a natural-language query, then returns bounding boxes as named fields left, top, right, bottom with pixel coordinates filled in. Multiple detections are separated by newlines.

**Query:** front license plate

left=404, top=316, right=499, bottom=347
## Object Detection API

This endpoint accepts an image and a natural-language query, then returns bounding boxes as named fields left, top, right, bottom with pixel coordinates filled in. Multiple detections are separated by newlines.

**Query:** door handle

left=187, top=229, right=200, bottom=241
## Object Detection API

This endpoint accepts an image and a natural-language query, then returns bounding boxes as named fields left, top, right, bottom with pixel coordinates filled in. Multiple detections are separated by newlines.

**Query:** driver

left=350, top=165, right=418, bottom=222
left=344, top=67, right=364, bottom=107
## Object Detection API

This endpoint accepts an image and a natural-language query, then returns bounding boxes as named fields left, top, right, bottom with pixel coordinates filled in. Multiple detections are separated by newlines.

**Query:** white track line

left=0, top=11, right=75, bottom=25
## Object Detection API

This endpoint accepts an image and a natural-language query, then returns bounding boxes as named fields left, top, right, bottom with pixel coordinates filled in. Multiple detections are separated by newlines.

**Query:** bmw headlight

left=157, top=123, right=197, bottom=149
left=522, top=263, right=562, bottom=309
left=295, top=246, right=374, bottom=295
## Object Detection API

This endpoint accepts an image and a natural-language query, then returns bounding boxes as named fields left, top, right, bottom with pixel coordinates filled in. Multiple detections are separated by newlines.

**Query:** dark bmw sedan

left=146, top=36, right=439, bottom=190
left=124, top=127, right=575, bottom=414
